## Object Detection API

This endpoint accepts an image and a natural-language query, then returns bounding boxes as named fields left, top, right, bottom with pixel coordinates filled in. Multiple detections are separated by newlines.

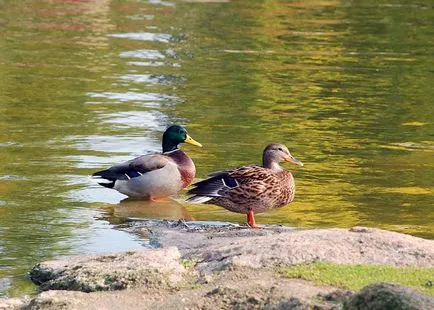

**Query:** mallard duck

left=187, top=143, right=303, bottom=227
left=92, top=125, right=202, bottom=200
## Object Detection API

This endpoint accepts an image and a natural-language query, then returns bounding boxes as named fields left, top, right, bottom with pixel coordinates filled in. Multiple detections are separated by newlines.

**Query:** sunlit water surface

left=1, top=0, right=433, bottom=296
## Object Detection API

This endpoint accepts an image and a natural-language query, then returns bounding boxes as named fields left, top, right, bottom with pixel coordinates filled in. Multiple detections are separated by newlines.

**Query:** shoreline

left=1, top=221, right=433, bottom=309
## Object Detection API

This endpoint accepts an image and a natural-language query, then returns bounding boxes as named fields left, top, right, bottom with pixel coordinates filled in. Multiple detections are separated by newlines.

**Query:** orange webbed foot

left=247, top=209, right=259, bottom=228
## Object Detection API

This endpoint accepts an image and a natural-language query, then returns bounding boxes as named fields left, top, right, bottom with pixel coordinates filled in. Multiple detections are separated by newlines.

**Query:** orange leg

left=247, top=209, right=258, bottom=228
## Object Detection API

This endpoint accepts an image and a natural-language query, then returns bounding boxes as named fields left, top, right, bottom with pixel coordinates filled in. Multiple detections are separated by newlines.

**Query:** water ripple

left=119, top=74, right=159, bottom=84
left=108, top=32, right=172, bottom=43
left=101, top=110, right=168, bottom=129
left=0, top=142, right=22, bottom=147
left=119, top=74, right=184, bottom=85
left=126, top=14, right=155, bottom=21
left=0, top=277, right=11, bottom=296
left=87, top=91, right=176, bottom=104
left=127, top=61, right=180, bottom=67
left=388, top=142, right=434, bottom=151
left=148, top=0, right=175, bottom=7
left=64, top=155, right=133, bottom=169
left=120, top=49, right=165, bottom=60
left=0, top=175, right=28, bottom=181
left=64, top=135, right=158, bottom=154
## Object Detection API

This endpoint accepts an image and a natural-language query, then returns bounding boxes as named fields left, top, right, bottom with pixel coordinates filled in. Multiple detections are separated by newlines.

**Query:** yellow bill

left=184, top=134, right=202, bottom=147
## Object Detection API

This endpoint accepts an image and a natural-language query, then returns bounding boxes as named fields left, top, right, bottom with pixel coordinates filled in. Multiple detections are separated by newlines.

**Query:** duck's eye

left=278, top=147, right=283, bottom=152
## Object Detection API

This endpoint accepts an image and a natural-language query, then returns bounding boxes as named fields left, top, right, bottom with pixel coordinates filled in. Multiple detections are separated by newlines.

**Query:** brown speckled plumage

left=209, top=166, right=295, bottom=214
left=187, top=143, right=303, bottom=226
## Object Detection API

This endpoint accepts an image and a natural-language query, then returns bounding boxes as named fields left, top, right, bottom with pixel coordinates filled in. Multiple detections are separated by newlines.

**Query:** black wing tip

left=192, top=172, right=229, bottom=186
left=92, top=169, right=108, bottom=177
left=185, top=196, right=195, bottom=202
left=97, top=181, right=115, bottom=189
left=93, top=169, right=117, bottom=188
left=187, top=173, right=238, bottom=197
left=186, top=187, right=202, bottom=195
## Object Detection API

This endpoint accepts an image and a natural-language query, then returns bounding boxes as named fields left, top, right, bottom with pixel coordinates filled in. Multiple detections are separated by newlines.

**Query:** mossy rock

left=345, top=282, right=434, bottom=310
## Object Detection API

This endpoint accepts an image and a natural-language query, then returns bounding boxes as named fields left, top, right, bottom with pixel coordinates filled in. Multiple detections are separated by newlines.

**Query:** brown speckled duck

left=187, top=144, right=303, bottom=227
left=92, top=125, right=202, bottom=200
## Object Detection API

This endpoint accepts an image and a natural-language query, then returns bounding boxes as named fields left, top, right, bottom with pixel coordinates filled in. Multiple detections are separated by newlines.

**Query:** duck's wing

left=92, top=154, right=170, bottom=187
left=187, top=165, right=272, bottom=202
left=206, top=164, right=257, bottom=178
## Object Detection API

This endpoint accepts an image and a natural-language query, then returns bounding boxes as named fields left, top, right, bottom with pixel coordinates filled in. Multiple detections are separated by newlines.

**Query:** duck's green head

left=162, top=125, right=202, bottom=152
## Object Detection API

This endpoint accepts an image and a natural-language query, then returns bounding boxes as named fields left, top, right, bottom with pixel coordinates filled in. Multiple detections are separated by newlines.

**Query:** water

left=1, top=0, right=433, bottom=297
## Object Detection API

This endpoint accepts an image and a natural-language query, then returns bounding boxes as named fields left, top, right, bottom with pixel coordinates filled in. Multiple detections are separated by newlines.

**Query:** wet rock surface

left=2, top=222, right=434, bottom=309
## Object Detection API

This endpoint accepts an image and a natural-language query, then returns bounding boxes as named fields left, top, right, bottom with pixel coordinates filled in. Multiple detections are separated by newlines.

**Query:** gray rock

left=30, top=247, right=184, bottom=292
left=0, top=297, right=28, bottom=310
left=145, top=225, right=434, bottom=273
left=345, top=282, right=434, bottom=310
left=4, top=224, right=432, bottom=309
left=10, top=269, right=342, bottom=310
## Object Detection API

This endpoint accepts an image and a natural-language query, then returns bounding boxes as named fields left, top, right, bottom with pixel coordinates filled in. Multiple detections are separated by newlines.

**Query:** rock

left=3, top=224, right=433, bottom=309
left=143, top=224, right=434, bottom=273
left=8, top=269, right=344, bottom=310
left=345, top=282, right=434, bottom=310
left=30, top=247, right=184, bottom=292
left=0, top=297, right=28, bottom=310
left=319, top=289, right=353, bottom=303
left=26, top=291, right=73, bottom=310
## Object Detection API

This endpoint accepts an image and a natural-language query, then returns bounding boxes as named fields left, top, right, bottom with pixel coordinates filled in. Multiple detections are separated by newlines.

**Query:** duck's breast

left=278, top=171, right=295, bottom=205
left=166, top=150, right=196, bottom=188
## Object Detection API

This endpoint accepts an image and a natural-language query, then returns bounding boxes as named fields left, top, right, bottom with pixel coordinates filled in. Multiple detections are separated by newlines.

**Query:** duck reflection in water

left=113, top=197, right=193, bottom=221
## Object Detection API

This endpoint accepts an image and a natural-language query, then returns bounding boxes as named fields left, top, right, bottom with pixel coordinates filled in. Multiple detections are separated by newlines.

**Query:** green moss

left=181, top=259, right=198, bottom=269
left=282, top=263, right=434, bottom=295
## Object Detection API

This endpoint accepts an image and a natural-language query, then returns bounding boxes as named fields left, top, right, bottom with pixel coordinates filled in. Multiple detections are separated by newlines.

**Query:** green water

left=1, top=0, right=433, bottom=297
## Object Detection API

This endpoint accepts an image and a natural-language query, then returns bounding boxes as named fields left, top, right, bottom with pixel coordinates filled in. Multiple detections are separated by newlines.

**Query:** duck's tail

left=91, top=170, right=116, bottom=188
left=186, top=171, right=238, bottom=204
left=186, top=195, right=213, bottom=204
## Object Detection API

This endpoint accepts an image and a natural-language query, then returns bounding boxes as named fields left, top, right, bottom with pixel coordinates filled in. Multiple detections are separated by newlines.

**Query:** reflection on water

left=127, top=61, right=180, bottom=67
left=114, top=198, right=193, bottom=221
left=119, top=74, right=185, bottom=85
left=87, top=91, right=176, bottom=103
left=119, top=49, right=166, bottom=60
left=64, top=135, right=157, bottom=153
left=101, top=111, right=168, bottom=129
left=1, top=0, right=433, bottom=297
left=108, top=32, right=173, bottom=43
